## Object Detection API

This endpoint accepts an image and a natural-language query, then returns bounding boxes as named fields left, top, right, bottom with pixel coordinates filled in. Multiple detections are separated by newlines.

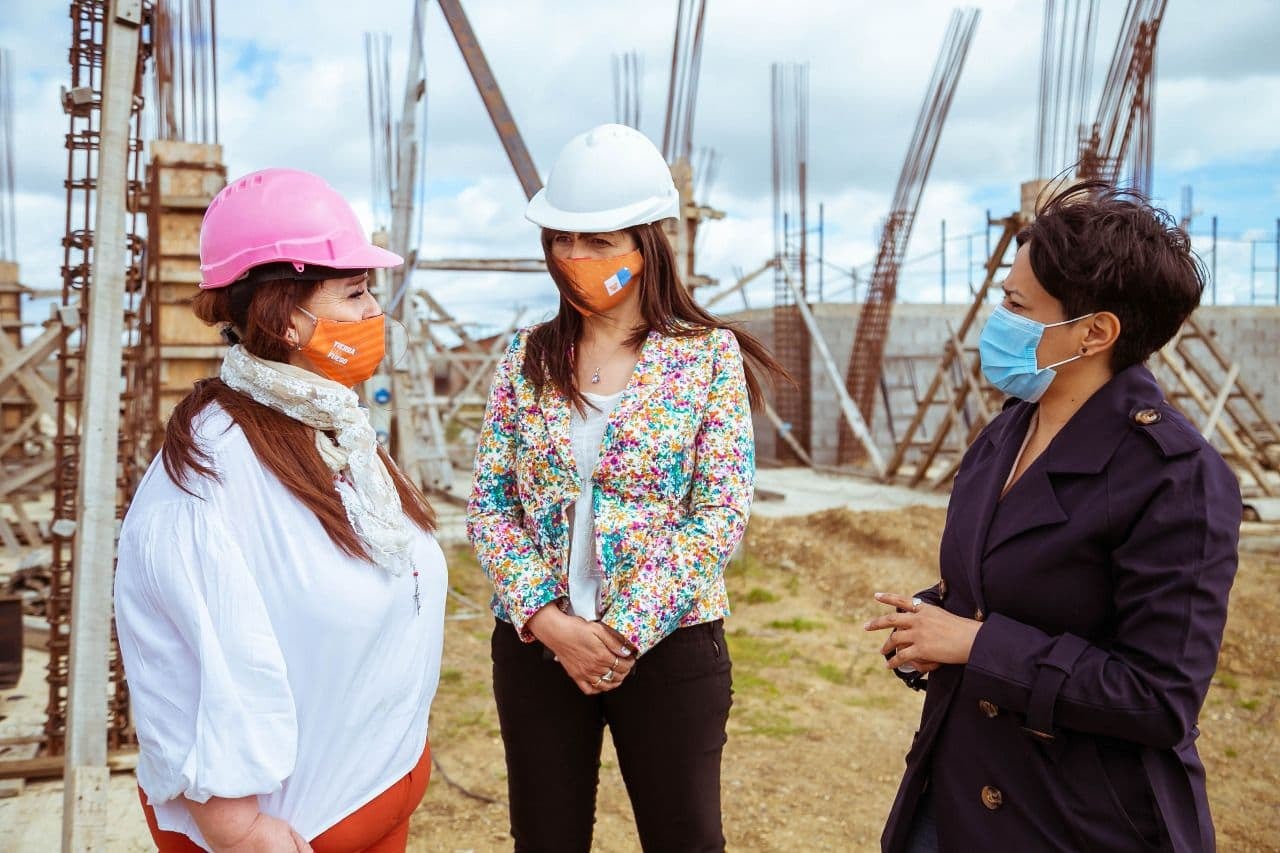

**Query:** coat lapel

left=597, top=330, right=670, bottom=462
left=542, top=385, right=576, bottom=476
left=955, top=403, right=1035, bottom=611
left=984, top=465, right=1068, bottom=556
left=982, top=364, right=1164, bottom=556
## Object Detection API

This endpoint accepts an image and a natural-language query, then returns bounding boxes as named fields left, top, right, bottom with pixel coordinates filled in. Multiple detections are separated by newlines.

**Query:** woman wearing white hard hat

left=468, top=124, right=786, bottom=851
left=114, top=168, right=447, bottom=852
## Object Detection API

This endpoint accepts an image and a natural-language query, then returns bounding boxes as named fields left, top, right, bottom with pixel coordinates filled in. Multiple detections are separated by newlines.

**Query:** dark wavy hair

left=1018, top=180, right=1206, bottom=370
left=522, top=221, right=789, bottom=412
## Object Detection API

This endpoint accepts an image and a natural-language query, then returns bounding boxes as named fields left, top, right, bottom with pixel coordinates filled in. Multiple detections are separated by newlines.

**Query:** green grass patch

left=1225, top=748, right=1239, bottom=759
left=737, top=709, right=804, bottom=739
left=1238, top=699, right=1260, bottom=711
left=816, top=663, right=850, bottom=685
left=439, top=668, right=464, bottom=685
left=725, top=550, right=766, bottom=579
left=767, top=617, right=825, bottom=632
left=744, top=587, right=779, bottom=605
left=1216, top=672, right=1241, bottom=690
left=734, top=670, right=781, bottom=698
left=728, top=630, right=792, bottom=668
left=846, top=694, right=895, bottom=710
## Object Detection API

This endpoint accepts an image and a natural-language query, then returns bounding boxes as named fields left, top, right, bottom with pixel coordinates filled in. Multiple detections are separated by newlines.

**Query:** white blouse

left=114, top=405, right=447, bottom=848
left=566, top=389, right=624, bottom=619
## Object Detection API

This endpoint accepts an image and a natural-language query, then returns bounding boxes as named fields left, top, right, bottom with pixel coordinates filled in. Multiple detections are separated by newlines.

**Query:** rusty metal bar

left=435, top=0, right=541, bottom=200
left=840, top=8, right=980, bottom=465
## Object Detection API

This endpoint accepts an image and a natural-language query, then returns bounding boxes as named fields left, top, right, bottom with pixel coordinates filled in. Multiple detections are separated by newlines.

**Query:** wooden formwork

left=0, top=262, right=27, bottom=463
left=143, top=140, right=227, bottom=424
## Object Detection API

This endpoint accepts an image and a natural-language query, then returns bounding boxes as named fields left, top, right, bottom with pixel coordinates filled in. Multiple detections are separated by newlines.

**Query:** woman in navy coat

left=867, top=182, right=1240, bottom=852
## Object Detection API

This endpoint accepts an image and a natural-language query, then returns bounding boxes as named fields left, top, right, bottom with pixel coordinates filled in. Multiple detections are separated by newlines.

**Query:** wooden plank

left=0, top=409, right=42, bottom=458
left=0, top=742, right=39, bottom=798
left=0, top=457, right=55, bottom=498
left=155, top=211, right=203, bottom=256
left=0, top=750, right=138, bottom=782
left=158, top=302, right=221, bottom=345
left=152, top=257, right=203, bottom=285
left=1202, top=363, right=1240, bottom=441
left=0, top=323, right=62, bottom=390
left=1158, top=349, right=1273, bottom=496
left=761, top=400, right=814, bottom=467
left=149, top=139, right=224, bottom=165
left=1182, top=314, right=1280, bottom=443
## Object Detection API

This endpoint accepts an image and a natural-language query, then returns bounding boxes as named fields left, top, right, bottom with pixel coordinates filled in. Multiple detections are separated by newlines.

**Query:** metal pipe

left=940, top=218, right=947, bottom=304
left=1211, top=215, right=1218, bottom=304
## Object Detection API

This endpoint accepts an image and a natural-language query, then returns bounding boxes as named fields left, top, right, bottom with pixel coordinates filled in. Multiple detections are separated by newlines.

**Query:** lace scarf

left=220, top=344, right=414, bottom=576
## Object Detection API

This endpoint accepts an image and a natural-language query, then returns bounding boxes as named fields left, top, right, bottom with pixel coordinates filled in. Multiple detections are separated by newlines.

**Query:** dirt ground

left=2, top=506, right=1277, bottom=851
left=407, top=508, right=1280, bottom=852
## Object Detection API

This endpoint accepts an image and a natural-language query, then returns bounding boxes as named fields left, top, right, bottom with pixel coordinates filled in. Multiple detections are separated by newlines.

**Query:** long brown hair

left=163, top=276, right=435, bottom=561
left=523, top=222, right=789, bottom=411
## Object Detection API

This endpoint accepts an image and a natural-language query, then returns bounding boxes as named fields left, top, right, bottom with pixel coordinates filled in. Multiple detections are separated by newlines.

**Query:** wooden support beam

left=0, top=750, right=138, bottom=782
left=761, top=401, right=814, bottom=467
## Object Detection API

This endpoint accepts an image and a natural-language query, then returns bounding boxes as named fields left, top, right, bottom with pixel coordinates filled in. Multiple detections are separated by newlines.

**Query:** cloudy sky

left=3, top=0, right=1279, bottom=333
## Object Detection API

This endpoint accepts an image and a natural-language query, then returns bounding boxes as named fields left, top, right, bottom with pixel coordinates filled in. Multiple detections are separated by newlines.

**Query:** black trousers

left=491, top=617, right=733, bottom=853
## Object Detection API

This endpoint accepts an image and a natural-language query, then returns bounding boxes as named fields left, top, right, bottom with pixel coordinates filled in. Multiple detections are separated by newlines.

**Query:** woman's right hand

left=214, top=814, right=312, bottom=853
left=184, top=796, right=312, bottom=853
left=527, top=604, right=634, bottom=694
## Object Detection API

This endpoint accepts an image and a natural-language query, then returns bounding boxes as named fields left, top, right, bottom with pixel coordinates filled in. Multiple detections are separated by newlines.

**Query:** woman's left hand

left=864, top=591, right=983, bottom=670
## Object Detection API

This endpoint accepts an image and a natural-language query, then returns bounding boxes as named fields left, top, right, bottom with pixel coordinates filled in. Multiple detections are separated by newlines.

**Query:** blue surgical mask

left=978, top=305, right=1093, bottom=402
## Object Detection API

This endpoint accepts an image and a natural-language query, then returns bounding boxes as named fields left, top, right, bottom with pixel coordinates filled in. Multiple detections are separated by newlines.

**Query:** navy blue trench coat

left=882, top=364, right=1240, bottom=852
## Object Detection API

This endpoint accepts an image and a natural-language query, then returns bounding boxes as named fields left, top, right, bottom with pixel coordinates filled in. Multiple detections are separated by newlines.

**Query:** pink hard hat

left=199, top=168, right=402, bottom=289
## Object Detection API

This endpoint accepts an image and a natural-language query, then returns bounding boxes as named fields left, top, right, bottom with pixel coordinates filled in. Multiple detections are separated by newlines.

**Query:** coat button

left=981, top=785, right=1004, bottom=810
left=973, top=608, right=985, bottom=622
left=1133, top=408, right=1161, bottom=425
left=978, top=699, right=999, bottom=719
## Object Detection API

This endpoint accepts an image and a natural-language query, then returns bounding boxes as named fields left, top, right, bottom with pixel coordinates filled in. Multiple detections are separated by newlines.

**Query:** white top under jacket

left=114, top=404, right=447, bottom=849
left=567, top=389, right=625, bottom=619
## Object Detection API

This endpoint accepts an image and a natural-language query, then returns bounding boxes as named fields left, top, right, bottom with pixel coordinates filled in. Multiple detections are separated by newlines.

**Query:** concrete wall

left=732, top=304, right=1280, bottom=465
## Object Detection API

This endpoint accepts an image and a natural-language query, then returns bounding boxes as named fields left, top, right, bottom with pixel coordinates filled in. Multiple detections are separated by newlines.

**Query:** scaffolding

left=44, top=0, right=153, bottom=757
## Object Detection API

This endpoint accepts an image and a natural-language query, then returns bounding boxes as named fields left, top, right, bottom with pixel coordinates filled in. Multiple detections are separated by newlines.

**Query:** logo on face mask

left=297, top=307, right=386, bottom=387
left=978, top=305, right=1093, bottom=402
left=555, top=249, right=644, bottom=315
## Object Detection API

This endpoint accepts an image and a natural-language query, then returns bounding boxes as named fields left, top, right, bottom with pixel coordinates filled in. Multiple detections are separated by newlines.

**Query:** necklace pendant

left=591, top=367, right=601, bottom=384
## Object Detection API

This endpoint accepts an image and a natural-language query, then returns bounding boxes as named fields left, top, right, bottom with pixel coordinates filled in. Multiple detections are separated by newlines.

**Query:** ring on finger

left=591, top=676, right=604, bottom=687
left=611, top=655, right=620, bottom=669
left=601, top=670, right=616, bottom=683
left=910, top=596, right=923, bottom=612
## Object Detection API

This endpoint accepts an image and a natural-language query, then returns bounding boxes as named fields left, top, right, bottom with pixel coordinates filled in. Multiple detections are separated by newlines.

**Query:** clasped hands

left=863, top=591, right=982, bottom=673
left=528, top=604, right=635, bottom=695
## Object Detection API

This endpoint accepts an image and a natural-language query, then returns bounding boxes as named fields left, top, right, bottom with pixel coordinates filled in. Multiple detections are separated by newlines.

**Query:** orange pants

left=140, top=742, right=432, bottom=853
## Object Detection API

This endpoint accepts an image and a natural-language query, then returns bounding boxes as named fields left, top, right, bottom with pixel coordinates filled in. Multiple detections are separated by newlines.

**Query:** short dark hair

left=1017, top=180, right=1205, bottom=370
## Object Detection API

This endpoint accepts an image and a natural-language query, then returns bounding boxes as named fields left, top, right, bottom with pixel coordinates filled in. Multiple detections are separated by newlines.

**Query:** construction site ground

left=1, top=467, right=1277, bottom=851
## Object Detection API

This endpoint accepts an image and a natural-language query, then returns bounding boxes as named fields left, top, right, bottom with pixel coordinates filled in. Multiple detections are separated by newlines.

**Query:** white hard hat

left=526, top=124, right=681, bottom=233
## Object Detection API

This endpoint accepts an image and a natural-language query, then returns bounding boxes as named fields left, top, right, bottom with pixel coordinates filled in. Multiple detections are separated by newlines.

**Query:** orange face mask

left=296, top=307, right=386, bottom=387
left=555, top=249, right=644, bottom=315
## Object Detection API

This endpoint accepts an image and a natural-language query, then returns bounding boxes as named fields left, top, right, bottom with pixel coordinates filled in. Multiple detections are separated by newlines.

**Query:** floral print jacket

left=466, top=325, right=754, bottom=655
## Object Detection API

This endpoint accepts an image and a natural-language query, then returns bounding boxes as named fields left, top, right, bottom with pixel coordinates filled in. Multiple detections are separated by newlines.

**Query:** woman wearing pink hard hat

left=468, top=124, right=788, bottom=851
left=114, top=168, right=447, bottom=852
